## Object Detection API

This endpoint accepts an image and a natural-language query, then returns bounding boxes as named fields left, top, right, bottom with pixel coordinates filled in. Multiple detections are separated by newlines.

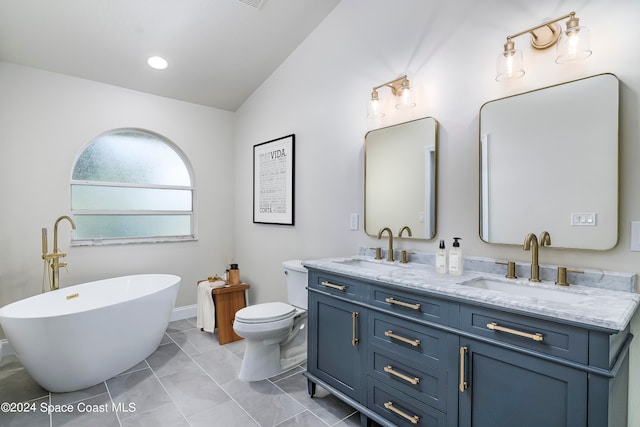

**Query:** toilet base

left=238, top=339, right=283, bottom=381
left=238, top=319, right=307, bottom=382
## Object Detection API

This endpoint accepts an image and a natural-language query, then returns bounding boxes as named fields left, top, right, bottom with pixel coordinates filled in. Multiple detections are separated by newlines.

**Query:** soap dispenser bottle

left=448, top=237, right=463, bottom=276
left=435, top=240, right=447, bottom=273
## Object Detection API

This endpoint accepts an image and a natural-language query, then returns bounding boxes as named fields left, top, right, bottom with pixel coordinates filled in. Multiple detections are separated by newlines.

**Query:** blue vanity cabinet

left=304, top=267, right=632, bottom=427
left=458, top=337, right=588, bottom=427
left=458, top=304, right=631, bottom=427
left=306, top=270, right=368, bottom=403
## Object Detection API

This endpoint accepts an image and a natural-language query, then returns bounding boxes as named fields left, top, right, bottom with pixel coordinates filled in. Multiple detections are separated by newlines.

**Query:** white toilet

left=233, top=260, right=308, bottom=381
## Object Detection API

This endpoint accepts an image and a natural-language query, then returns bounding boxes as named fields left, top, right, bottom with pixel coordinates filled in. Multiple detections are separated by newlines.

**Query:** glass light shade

left=556, top=26, right=591, bottom=63
left=496, top=48, right=525, bottom=81
left=395, top=86, right=416, bottom=109
left=367, top=92, right=385, bottom=118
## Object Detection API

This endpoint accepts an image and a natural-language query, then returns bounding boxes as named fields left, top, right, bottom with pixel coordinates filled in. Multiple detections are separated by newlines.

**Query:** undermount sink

left=461, top=277, right=592, bottom=304
left=332, top=258, right=399, bottom=272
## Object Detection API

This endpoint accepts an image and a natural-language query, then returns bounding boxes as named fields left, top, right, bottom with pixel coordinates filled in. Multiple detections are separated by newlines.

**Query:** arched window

left=71, top=129, right=195, bottom=244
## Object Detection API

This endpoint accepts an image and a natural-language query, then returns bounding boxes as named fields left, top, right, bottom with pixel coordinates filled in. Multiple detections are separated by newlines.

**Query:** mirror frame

left=364, top=117, right=439, bottom=240
left=478, top=73, right=619, bottom=250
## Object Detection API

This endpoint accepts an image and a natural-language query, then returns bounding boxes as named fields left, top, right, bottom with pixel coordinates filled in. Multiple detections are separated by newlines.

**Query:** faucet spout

left=377, top=227, right=394, bottom=262
left=398, top=226, right=412, bottom=238
left=523, top=233, right=540, bottom=282
left=53, top=215, right=76, bottom=253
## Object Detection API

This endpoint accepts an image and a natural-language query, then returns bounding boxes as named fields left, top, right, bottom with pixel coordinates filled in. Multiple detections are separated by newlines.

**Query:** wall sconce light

left=496, top=11, right=591, bottom=82
left=367, top=75, right=416, bottom=118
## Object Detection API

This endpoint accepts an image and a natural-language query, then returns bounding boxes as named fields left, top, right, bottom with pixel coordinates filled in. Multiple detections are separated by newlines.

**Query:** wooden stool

left=211, top=284, right=250, bottom=345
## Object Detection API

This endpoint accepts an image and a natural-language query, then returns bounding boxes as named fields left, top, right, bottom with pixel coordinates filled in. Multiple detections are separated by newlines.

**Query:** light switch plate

left=350, top=213, right=359, bottom=231
left=631, top=221, right=640, bottom=252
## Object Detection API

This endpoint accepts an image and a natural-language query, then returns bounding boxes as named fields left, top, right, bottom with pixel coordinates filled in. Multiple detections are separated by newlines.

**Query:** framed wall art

left=253, top=134, right=295, bottom=225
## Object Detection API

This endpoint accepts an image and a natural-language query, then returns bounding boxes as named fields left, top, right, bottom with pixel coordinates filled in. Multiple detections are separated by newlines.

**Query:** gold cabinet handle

left=384, top=330, right=420, bottom=347
left=384, top=365, right=420, bottom=385
left=321, top=281, right=346, bottom=291
left=383, top=401, right=420, bottom=424
left=351, top=312, right=359, bottom=346
left=459, top=346, right=468, bottom=392
left=486, top=322, right=544, bottom=342
left=385, top=297, right=421, bottom=310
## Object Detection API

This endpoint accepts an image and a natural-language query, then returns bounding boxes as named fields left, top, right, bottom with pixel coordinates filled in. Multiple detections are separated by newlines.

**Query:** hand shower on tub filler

left=41, top=215, right=76, bottom=292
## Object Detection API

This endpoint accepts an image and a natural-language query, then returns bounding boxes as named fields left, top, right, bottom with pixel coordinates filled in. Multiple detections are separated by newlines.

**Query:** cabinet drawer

left=460, top=305, right=588, bottom=364
left=368, top=378, right=447, bottom=427
left=369, top=345, right=447, bottom=412
left=370, top=285, right=449, bottom=325
left=308, top=270, right=365, bottom=300
left=369, top=311, right=449, bottom=370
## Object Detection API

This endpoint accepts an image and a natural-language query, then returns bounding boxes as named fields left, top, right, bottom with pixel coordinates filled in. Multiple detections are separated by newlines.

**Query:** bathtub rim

left=0, top=273, right=181, bottom=320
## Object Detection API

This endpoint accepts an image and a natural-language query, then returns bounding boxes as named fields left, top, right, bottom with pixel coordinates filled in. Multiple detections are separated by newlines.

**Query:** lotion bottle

left=448, top=237, right=463, bottom=276
left=435, top=240, right=447, bottom=273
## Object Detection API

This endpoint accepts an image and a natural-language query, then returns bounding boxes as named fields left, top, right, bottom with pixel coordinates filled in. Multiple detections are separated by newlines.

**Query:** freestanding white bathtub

left=0, top=274, right=180, bottom=392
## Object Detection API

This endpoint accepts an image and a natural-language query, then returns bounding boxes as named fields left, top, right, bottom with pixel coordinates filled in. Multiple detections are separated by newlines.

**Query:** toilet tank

left=282, top=260, right=308, bottom=310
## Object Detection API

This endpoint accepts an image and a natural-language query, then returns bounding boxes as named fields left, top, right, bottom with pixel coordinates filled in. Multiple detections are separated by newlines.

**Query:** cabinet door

left=458, top=339, right=587, bottom=427
left=307, top=291, right=366, bottom=401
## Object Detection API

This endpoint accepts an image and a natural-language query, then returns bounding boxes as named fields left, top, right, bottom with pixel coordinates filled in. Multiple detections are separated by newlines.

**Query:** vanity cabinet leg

left=307, top=379, right=316, bottom=397
left=359, top=412, right=370, bottom=427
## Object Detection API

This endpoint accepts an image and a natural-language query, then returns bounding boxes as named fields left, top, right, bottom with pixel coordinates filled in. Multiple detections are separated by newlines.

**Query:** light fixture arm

left=372, top=75, right=408, bottom=96
left=504, top=12, right=577, bottom=49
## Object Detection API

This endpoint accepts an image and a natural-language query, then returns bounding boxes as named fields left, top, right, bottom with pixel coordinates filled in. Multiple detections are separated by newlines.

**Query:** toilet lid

left=235, top=302, right=296, bottom=324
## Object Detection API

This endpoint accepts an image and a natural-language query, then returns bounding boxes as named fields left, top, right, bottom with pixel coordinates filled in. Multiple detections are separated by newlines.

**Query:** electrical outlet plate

left=631, top=221, right=640, bottom=252
left=571, top=212, right=597, bottom=226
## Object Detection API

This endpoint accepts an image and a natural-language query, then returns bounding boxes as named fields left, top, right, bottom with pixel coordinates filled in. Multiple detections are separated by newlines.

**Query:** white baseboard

left=0, top=305, right=198, bottom=359
left=170, top=304, right=197, bottom=321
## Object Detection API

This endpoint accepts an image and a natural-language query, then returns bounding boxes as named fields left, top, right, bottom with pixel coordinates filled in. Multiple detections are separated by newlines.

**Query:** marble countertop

left=303, top=256, right=640, bottom=332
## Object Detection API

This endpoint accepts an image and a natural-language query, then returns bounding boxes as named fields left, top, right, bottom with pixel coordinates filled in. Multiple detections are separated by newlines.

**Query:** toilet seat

left=235, top=302, right=296, bottom=324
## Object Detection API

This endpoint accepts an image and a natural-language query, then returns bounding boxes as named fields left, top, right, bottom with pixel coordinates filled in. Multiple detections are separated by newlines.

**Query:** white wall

left=0, top=62, right=236, bottom=331
left=234, top=0, right=640, bottom=423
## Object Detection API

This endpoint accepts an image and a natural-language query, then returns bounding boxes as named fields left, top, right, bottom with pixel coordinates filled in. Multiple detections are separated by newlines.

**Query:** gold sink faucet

left=42, top=215, right=76, bottom=291
left=523, top=233, right=540, bottom=282
left=377, top=227, right=394, bottom=262
left=523, top=231, right=551, bottom=283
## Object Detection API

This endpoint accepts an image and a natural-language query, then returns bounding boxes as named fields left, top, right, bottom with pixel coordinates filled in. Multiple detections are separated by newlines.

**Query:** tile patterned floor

left=0, top=318, right=363, bottom=427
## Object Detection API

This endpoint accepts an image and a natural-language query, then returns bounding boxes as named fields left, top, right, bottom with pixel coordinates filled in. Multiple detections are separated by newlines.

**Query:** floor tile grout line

left=171, top=321, right=342, bottom=427
left=103, top=381, right=124, bottom=427
left=161, top=325, right=263, bottom=426
left=145, top=359, right=193, bottom=427
left=268, top=374, right=341, bottom=427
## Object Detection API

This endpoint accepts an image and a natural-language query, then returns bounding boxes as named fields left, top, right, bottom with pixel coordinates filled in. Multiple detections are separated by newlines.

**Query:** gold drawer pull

left=385, top=297, right=421, bottom=310
left=351, top=312, right=359, bottom=346
left=384, top=401, right=420, bottom=424
left=486, top=322, right=544, bottom=342
left=459, top=346, right=468, bottom=392
left=385, top=330, right=420, bottom=347
left=320, top=281, right=346, bottom=291
left=384, top=365, right=420, bottom=385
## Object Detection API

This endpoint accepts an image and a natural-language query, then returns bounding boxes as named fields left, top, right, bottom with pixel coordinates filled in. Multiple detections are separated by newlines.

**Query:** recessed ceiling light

left=147, top=56, right=168, bottom=70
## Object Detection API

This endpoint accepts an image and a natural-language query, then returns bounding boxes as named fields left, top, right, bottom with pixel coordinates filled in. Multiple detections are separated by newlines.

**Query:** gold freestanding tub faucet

left=377, top=227, right=394, bottom=262
left=42, top=215, right=76, bottom=291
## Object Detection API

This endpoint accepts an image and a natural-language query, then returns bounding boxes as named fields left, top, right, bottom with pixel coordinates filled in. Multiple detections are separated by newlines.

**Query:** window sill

left=71, top=236, right=198, bottom=246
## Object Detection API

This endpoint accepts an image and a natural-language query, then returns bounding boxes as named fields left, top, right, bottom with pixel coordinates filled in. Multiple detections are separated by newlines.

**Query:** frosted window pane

left=72, top=185, right=192, bottom=211
left=72, top=130, right=191, bottom=186
left=73, top=215, right=192, bottom=239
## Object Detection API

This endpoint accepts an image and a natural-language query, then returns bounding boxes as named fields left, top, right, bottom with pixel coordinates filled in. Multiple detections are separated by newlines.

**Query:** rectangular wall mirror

left=365, top=117, right=438, bottom=240
left=479, top=73, right=619, bottom=250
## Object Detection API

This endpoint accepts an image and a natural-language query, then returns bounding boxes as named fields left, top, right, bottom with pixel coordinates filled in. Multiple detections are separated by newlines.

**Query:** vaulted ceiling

left=0, top=0, right=341, bottom=111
